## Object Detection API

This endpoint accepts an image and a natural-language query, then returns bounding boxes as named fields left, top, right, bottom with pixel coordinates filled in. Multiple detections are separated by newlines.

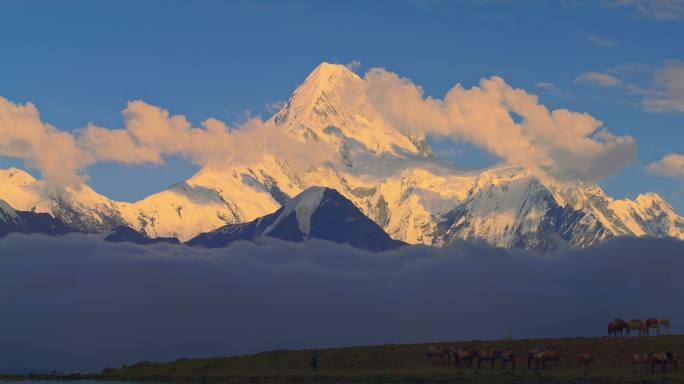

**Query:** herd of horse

left=425, top=346, right=517, bottom=370
left=424, top=318, right=677, bottom=375
left=608, top=318, right=670, bottom=337
left=426, top=346, right=573, bottom=371
left=426, top=345, right=680, bottom=374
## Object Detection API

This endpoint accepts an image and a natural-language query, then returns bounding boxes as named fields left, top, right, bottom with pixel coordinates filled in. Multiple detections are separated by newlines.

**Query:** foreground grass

left=3, top=335, right=684, bottom=383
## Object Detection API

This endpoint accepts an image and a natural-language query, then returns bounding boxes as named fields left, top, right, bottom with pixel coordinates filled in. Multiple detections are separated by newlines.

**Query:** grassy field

left=83, top=335, right=684, bottom=383
left=3, top=335, right=683, bottom=383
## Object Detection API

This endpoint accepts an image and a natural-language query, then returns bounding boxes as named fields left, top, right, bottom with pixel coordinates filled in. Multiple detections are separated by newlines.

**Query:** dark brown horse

left=608, top=318, right=628, bottom=337
left=666, top=351, right=679, bottom=371
left=497, top=349, right=516, bottom=370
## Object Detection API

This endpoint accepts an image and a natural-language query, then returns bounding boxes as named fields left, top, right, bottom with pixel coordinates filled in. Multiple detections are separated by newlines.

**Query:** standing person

left=311, top=350, right=319, bottom=374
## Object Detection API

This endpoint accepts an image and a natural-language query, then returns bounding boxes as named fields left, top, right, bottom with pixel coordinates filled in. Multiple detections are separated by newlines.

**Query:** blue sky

left=0, top=0, right=682, bottom=211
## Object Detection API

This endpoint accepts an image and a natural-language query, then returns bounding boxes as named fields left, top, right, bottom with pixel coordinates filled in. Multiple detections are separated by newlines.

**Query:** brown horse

left=529, top=348, right=565, bottom=370
left=426, top=345, right=452, bottom=363
left=626, top=319, right=648, bottom=337
left=632, top=353, right=667, bottom=374
left=608, top=319, right=628, bottom=337
left=477, top=350, right=497, bottom=370
left=527, top=349, right=539, bottom=369
left=576, top=353, right=593, bottom=371
left=645, top=318, right=659, bottom=335
left=666, top=351, right=679, bottom=371
left=647, top=319, right=671, bottom=336
left=454, top=347, right=479, bottom=369
left=498, top=349, right=516, bottom=370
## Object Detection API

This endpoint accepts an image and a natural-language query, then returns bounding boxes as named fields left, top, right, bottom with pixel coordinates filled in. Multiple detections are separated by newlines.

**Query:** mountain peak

left=0, top=167, right=37, bottom=185
left=283, top=62, right=361, bottom=114
left=187, top=186, right=404, bottom=251
left=271, top=62, right=423, bottom=157
left=264, top=186, right=328, bottom=236
left=306, top=62, right=359, bottom=85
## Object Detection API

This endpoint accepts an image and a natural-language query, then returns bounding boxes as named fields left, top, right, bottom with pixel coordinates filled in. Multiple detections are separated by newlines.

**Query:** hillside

left=90, top=335, right=684, bottom=383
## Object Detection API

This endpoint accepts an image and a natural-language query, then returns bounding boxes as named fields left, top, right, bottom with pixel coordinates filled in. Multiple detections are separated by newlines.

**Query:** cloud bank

left=0, top=65, right=638, bottom=188
left=0, top=98, right=333, bottom=189
left=80, top=101, right=332, bottom=172
left=0, top=234, right=682, bottom=374
left=360, top=69, right=636, bottom=182
left=0, top=98, right=90, bottom=188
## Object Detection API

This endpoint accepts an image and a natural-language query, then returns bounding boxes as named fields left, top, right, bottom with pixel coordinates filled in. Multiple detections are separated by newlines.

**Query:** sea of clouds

left=0, top=234, right=682, bottom=373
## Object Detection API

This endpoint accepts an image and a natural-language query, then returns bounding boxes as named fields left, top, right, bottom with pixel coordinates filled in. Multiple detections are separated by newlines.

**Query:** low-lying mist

left=0, top=234, right=681, bottom=373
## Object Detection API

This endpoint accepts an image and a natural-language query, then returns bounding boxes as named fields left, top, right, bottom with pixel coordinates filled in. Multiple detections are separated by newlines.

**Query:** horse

left=529, top=348, right=564, bottom=371
left=576, top=353, right=594, bottom=371
left=648, top=319, right=671, bottom=336
left=546, top=348, right=565, bottom=366
left=426, top=345, right=452, bottom=363
left=608, top=319, right=628, bottom=337
left=666, top=351, right=679, bottom=371
left=498, top=349, right=516, bottom=370
left=632, top=353, right=667, bottom=374
left=476, top=350, right=497, bottom=370
left=645, top=318, right=660, bottom=335
left=527, top=349, right=539, bottom=370
left=453, top=347, right=479, bottom=369
left=626, top=319, right=648, bottom=337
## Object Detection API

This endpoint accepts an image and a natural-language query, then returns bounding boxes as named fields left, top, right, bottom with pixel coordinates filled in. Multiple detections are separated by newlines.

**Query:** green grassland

left=4, top=335, right=684, bottom=383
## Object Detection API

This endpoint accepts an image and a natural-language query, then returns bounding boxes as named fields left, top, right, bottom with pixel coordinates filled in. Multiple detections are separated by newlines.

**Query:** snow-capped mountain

left=0, top=198, right=73, bottom=238
left=0, top=62, right=682, bottom=251
left=187, top=187, right=405, bottom=251
left=0, top=167, right=126, bottom=232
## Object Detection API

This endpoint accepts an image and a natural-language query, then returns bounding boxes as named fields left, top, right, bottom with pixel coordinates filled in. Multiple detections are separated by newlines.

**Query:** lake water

left=1, top=382, right=144, bottom=384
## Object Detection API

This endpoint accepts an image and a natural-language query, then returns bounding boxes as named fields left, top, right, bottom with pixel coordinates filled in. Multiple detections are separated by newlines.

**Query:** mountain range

left=187, top=187, right=405, bottom=251
left=0, top=62, right=682, bottom=252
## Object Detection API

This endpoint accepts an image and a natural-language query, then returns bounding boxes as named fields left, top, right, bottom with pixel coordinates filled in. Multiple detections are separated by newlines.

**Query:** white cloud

left=80, top=101, right=334, bottom=172
left=0, top=97, right=91, bottom=188
left=0, top=98, right=335, bottom=191
left=647, top=153, right=684, bottom=182
left=608, top=0, right=684, bottom=20
left=571, top=62, right=684, bottom=114
left=360, top=69, right=636, bottom=182
left=534, top=81, right=563, bottom=94
left=0, top=64, right=638, bottom=189
left=588, top=33, right=618, bottom=47
left=642, top=61, right=684, bottom=112
left=575, top=71, right=622, bottom=87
